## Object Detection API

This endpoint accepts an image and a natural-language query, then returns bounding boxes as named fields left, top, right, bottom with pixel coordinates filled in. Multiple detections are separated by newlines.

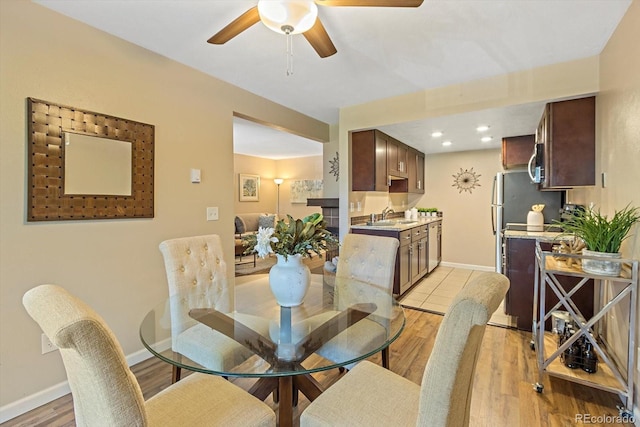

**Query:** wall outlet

left=206, top=207, right=219, bottom=221
left=41, top=333, right=57, bottom=354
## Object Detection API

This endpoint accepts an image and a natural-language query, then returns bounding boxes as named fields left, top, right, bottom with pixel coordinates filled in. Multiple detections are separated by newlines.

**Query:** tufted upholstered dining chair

left=314, top=233, right=400, bottom=369
left=23, top=284, right=276, bottom=427
left=159, top=234, right=269, bottom=382
left=300, top=272, right=509, bottom=427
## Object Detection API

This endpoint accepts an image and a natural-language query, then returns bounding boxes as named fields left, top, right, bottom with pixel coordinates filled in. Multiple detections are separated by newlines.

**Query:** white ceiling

left=35, top=0, right=630, bottom=157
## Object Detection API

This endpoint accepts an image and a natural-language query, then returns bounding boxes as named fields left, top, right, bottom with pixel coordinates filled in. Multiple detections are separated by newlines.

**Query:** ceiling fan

left=207, top=0, right=424, bottom=58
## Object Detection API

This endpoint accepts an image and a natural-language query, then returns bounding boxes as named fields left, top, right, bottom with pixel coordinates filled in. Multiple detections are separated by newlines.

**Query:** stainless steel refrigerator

left=491, top=171, right=564, bottom=273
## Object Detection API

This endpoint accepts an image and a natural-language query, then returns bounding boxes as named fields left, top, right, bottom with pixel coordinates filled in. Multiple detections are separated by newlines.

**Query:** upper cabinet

left=352, top=129, right=389, bottom=192
left=406, top=147, right=425, bottom=194
left=387, top=137, right=408, bottom=178
left=352, top=129, right=424, bottom=193
left=502, top=135, right=535, bottom=169
left=537, top=96, right=596, bottom=189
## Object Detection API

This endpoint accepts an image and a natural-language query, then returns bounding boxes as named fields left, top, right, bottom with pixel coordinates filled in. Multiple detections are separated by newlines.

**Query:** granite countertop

left=350, top=217, right=441, bottom=231
left=503, top=223, right=572, bottom=242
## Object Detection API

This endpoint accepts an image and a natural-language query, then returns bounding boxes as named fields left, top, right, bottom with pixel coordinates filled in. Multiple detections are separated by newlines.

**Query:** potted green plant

left=559, top=205, right=640, bottom=276
left=242, top=213, right=337, bottom=306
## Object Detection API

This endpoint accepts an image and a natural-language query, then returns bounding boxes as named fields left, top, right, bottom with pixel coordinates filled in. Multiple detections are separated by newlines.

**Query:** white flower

left=255, top=226, right=278, bottom=259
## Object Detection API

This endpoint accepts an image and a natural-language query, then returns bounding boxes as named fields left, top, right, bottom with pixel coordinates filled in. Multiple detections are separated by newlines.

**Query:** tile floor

left=399, top=266, right=515, bottom=328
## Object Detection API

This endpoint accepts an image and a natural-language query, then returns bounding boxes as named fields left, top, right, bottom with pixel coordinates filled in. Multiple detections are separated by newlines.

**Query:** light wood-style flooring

left=1, top=307, right=630, bottom=427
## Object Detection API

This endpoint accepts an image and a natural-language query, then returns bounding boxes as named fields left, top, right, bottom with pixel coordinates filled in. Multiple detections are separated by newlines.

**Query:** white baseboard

left=439, top=261, right=495, bottom=272
left=0, top=339, right=171, bottom=424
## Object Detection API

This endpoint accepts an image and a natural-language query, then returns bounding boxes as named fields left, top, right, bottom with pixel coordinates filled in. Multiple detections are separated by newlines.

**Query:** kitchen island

left=503, top=226, right=593, bottom=331
left=351, top=217, right=442, bottom=296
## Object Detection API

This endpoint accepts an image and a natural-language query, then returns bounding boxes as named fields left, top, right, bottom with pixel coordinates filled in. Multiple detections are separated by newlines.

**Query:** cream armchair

left=301, top=272, right=510, bottom=427
left=159, top=234, right=269, bottom=382
left=23, top=284, right=275, bottom=427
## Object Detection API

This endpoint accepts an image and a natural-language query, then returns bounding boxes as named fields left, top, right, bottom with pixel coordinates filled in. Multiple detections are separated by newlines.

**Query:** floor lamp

left=274, top=178, right=283, bottom=217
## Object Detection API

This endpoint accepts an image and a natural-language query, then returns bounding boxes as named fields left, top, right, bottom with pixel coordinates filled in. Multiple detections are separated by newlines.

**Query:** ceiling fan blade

left=316, top=0, right=423, bottom=7
left=207, top=6, right=261, bottom=44
left=303, top=18, right=337, bottom=58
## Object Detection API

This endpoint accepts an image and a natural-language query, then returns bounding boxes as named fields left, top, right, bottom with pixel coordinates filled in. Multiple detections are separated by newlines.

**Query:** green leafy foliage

left=558, top=205, right=640, bottom=253
left=243, top=213, right=338, bottom=259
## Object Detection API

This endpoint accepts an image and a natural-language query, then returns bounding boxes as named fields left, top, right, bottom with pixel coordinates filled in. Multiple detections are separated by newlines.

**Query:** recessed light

left=442, top=141, right=452, bottom=146
left=476, top=125, right=490, bottom=132
left=481, top=136, right=493, bottom=143
left=431, top=131, right=443, bottom=138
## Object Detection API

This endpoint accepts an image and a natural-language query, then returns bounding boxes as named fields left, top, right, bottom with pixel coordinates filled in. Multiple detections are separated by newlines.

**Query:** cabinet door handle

left=387, top=175, right=391, bottom=186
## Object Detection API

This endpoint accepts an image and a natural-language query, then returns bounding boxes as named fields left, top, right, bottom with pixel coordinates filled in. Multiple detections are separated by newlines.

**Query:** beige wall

left=233, top=154, right=323, bottom=219
left=234, top=154, right=278, bottom=215
left=567, top=0, right=640, bottom=412
left=421, top=149, right=502, bottom=267
left=275, top=156, right=324, bottom=219
left=0, top=0, right=328, bottom=414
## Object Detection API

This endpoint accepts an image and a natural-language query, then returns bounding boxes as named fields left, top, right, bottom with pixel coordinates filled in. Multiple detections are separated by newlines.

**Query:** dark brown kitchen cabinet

left=387, top=137, right=408, bottom=178
left=389, top=147, right=425, bottom=194
left=351, top=130, right=389, bottom=191
left=502, top=134, right=535, bottom=169
left=351, top=220, right=441, bottom=295
left=407, top=148, right=425, bottom=194
left=504, top=238, right=593, bottom=331
left=537, top=96, right=595, bottom=189
left=414, top=225, right=428, bottom=279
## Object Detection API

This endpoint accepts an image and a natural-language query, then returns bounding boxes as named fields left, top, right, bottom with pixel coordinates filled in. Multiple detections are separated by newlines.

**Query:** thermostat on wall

left=190, top=168, right=201, bottom=183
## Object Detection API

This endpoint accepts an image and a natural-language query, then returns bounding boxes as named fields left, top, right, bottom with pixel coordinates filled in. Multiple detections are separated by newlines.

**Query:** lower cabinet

left=504, top=238, right=593, bottom=331
left=351, top=220, right=441, bottom=296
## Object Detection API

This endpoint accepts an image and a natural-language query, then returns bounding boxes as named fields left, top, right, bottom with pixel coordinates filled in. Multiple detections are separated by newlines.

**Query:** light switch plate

left=206, top=207, right=219, bottom=221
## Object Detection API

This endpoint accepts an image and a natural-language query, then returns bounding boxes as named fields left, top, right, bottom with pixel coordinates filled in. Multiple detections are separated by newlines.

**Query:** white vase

left=269, top=254, right=311, bottom=307
left=581, top=249, right=622, bottom=276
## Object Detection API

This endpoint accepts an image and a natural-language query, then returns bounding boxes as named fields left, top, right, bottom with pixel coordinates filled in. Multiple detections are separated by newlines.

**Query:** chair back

left=334, top=233, right=399, bottom=317
left=159, top=235, right=230, bottom=347
left=23, top=285, right=147, bottom=426
left=417, top=272, right=509, bottom=427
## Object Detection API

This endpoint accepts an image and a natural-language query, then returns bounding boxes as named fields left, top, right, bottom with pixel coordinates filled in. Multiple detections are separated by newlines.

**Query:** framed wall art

left=290, top=179, right=323, bottom=204
left=239, top=174, right=260, bottom=202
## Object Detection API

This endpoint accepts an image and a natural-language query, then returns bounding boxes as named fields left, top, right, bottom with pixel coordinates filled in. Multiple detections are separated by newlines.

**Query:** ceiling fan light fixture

left=258, top=0, right=318, bottom=34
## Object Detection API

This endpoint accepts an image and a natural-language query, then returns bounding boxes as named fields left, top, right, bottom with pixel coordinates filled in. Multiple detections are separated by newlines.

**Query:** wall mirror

left=63, top=131, right=133, bottom=196
left=27, top=98, right=154, bottom=221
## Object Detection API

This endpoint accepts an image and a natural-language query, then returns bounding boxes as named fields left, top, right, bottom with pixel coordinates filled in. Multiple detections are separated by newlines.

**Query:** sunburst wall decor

left=452, top=167, right=481, bottom=194
left=329, top=151, right=339, bottom=181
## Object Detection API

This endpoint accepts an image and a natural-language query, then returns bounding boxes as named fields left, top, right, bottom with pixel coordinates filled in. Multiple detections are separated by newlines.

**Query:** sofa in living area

left=234, top=213, right=277, bottom=260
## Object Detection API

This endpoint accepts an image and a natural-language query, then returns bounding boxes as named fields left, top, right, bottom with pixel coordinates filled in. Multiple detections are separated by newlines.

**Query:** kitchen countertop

left=503, top=223, right=572, bottom=242
left=350, top=217, right=441, bottom=231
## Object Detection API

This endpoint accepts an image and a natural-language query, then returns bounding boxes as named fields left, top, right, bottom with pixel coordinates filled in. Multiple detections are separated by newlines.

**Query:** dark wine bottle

left=582, top=342, right=598, bottom=373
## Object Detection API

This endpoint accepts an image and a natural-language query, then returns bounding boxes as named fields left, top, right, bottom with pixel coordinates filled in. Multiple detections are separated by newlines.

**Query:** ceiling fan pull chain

left=285, top=28, right=294, bottom=76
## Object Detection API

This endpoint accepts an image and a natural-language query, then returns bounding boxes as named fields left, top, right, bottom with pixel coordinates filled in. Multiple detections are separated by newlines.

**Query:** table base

left=248, top=374, right=325, bottom=427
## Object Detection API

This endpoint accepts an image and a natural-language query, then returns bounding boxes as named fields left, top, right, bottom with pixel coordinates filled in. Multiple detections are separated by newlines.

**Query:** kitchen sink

left=366, top=219, right=417, bottom=226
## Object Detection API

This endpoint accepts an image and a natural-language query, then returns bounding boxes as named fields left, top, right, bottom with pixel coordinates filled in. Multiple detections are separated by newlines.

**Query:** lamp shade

left=274, top=178, right=284, bottom=185
left=258, top=0, right=318, bottom=34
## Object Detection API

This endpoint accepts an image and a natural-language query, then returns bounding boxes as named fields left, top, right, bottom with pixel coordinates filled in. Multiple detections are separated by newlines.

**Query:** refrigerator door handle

left=491, top=175, right=497, bottom=235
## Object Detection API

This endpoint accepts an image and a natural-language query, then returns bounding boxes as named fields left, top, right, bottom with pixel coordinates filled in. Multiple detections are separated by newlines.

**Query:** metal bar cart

left=532, top=242, right=638, bottom=416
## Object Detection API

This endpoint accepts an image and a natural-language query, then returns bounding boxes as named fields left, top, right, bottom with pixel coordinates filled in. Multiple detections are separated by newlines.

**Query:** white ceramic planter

left=269, top=254, right=311, bottom=307
left=581, top=249, right=622, bottom=276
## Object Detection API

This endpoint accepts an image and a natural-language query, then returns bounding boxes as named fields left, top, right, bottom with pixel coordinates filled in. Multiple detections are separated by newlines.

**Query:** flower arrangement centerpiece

left=243, top=213, right=338, bottom=306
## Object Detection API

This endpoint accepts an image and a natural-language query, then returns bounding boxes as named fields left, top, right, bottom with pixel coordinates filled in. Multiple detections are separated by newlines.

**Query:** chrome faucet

left=382, top=207, right=394, bottom=220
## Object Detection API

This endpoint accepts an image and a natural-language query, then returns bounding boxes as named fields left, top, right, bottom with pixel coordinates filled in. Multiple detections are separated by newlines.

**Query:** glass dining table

left=140, top=273, right=405, bottom=427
